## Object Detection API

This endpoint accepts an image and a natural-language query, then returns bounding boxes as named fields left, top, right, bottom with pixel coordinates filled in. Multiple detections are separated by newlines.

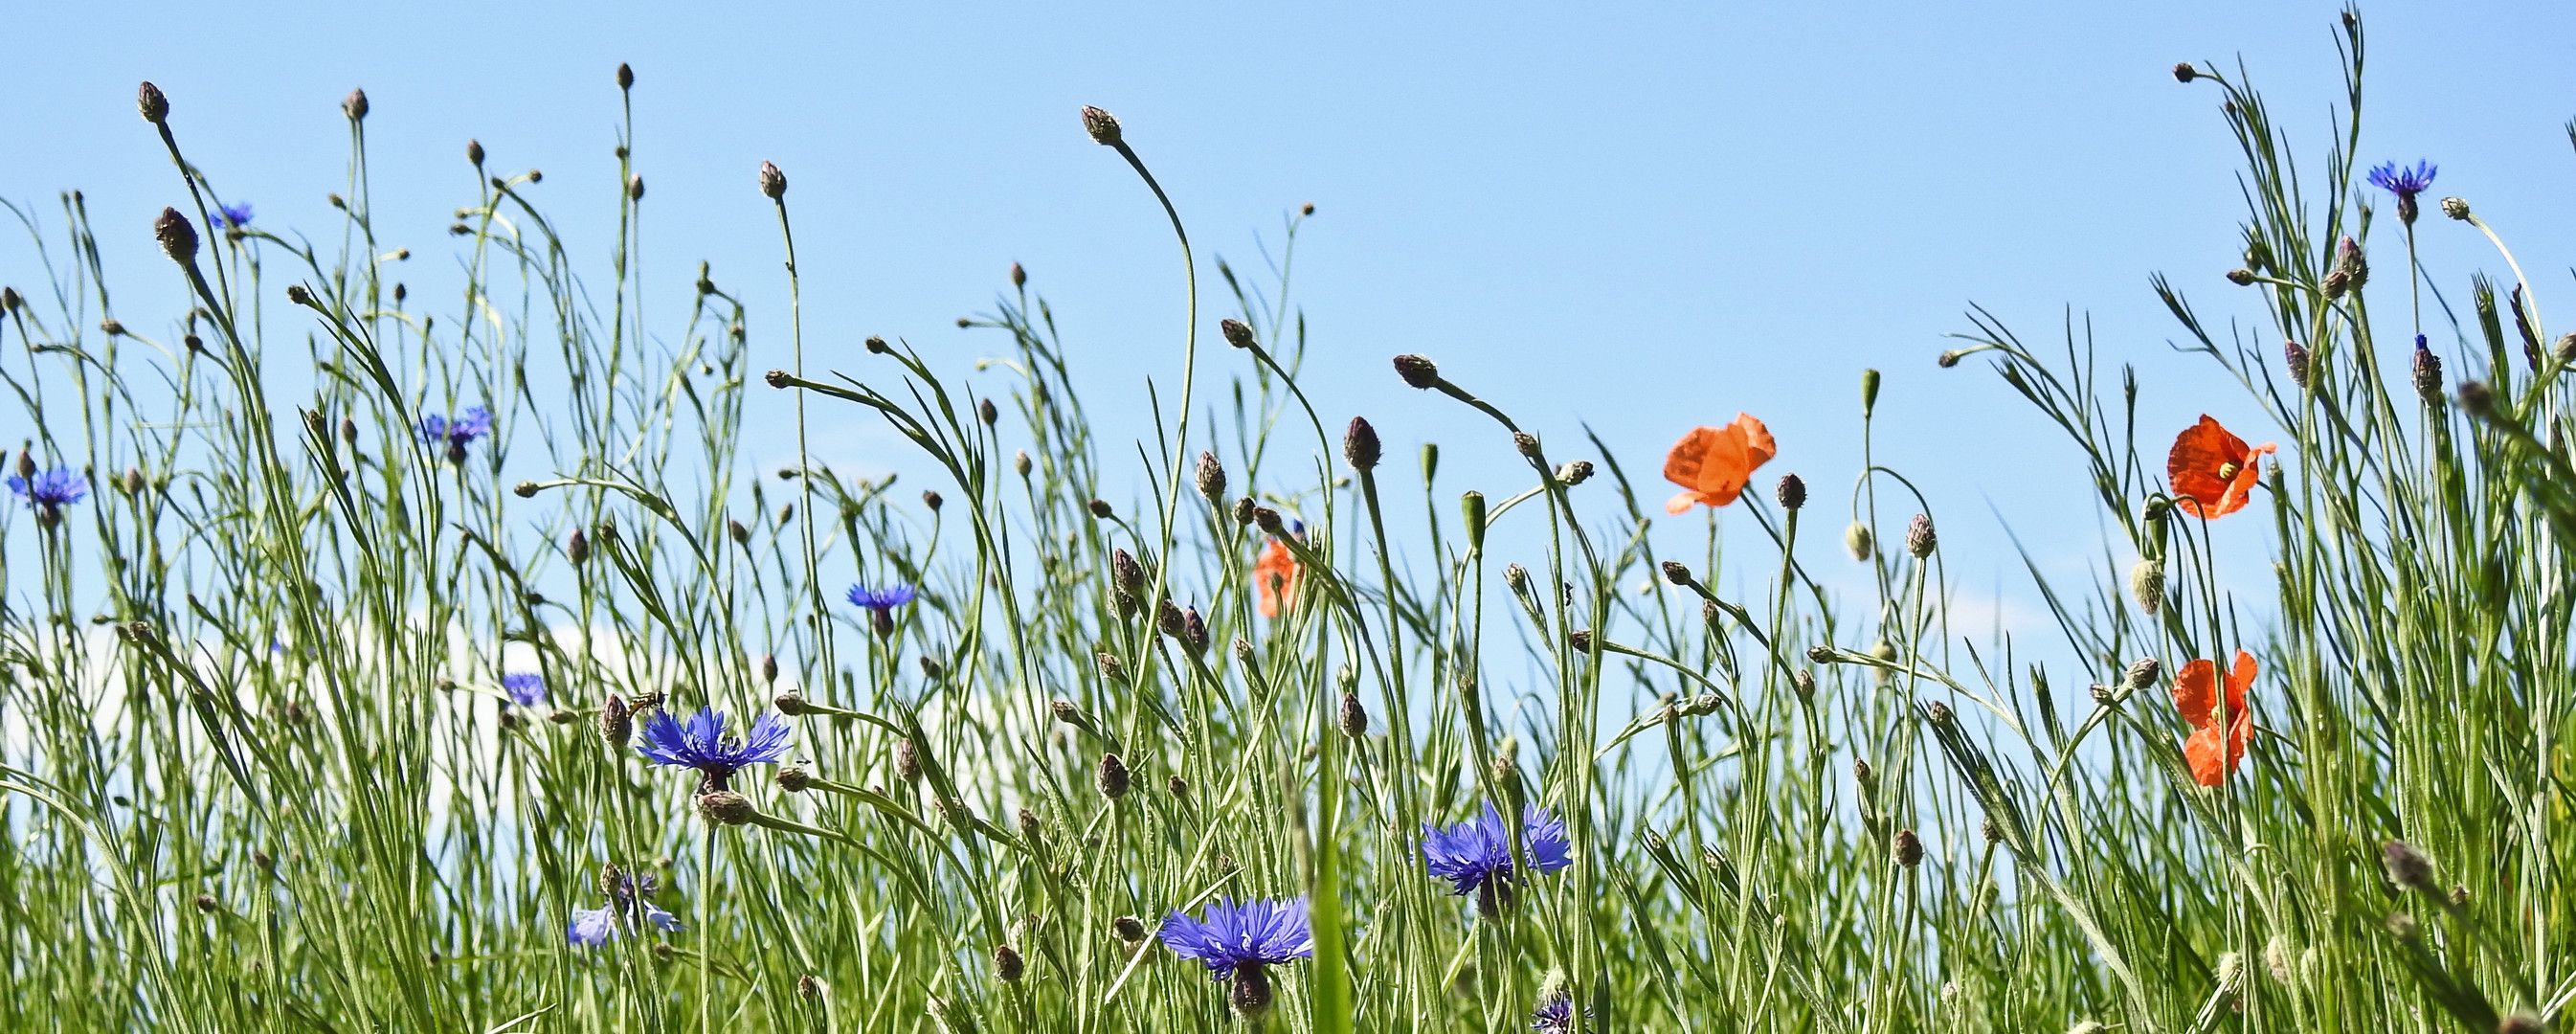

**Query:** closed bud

left=1096, top=752, right=1131, bottom=799
left=1113, top=914, right=1147, bottom=942
left=866, top=335, right=891, bottom=353
left=155, top=208, right=199, bottom=265
left=466, top=139, right=485, bottom=166
left=919, top=655, right=943, bottom=680
left=2283, top=339, right=2311, bottom=389
left=1846, top=522, right=1874, bottom=561
left=569, top=528, right=592, bottom=564
left=342, top=88, right=369, bottom=121
left=1502, top=563, right=1529, bottom=592
left=2336, top=236, right=2368, bottom=291
left=616, top=62, right=635, bottom=89
left=1793, top=670, right=1815, bottom=700
left=2458, top=380, right=2494, bottom=416
left=2381, top=840, right=2435, bottom=891
left=1339, top=691, right=1368, bottom=738
left=697, top=790, right=754, bottom=825
left=1392, top=353, right=1440, bottom=389
left=1221, top=318, right=1256, bottom=349
left=599, top=695, right=632, bottom=748
left=726, top=519, right=749, bottom=545
left=993, top=944, right=1024, bottom=983
left=1344, top=416, right=1381, bottom=470
left=2226, top=268, right=2256, bottom=286
left=1096, top=652, right=1126, bottom=681
left=2441, top=196, right=2470, bottom=220
left=1661, top=560, right=1691, bottom=585
left=1180, top=606, right=1208, bottom=657
left=1166, top=774, right=1189, bottom=799
left=1051, top=699, right=1084, bottom=726
left=762, top=653, right=779, bottom=684
left=758, top=161, right=787, bottom=200
left=979, top=398, right=998, bottom=426
left=1080, top=105, right=1123, bottom=146
left=138, top=81, right=170, bottom=124
left=1252, top=506, right=1284, bottom=534
left=1893, top=828, right=1924, bottom=868
left=2172, top=62, right=2198, bottom=82
left=629, top=174, right=645, bottom=200
left=2413, top=338, right=2444, bottom=401
left=1905, top=513, right=1937, bottom=557
left=1513, top=432, right=1541, bottom=458
left=1232, top=496, right=1257, bottom=526
left=765, top=369, right=793, bottom=389
left=1014, top=450, right=1032, bottom=476
left=1567, top=628, right=1593, bottom=652
left=123, top=466, right=146, bottom=495
left=922, top=489, right=943, bottom=512
left=1861, top=368, right=1882, bottom=416
left=2124, top=657, right=2162, bottom=690
left=1776, top=473, right=1805, bottom=510
left=1195, top=451, right=1226, bottom=501
left=1557, top=460, right=1592, bottom=485
left=773, top=690, right=808, bottom=716
left=893, top=737, right=923, bottom=783
left=1922, top=699, right=1952, bottom=725
left=2128, top=558, right=2163, bottom=614
left=285, top=283, right=312, bottom=305
left=1017, top=807, right=1042, bottom=843
left=1009, top=261, right=1026, bottom=287
left=776, top=765, right=811, bottom=793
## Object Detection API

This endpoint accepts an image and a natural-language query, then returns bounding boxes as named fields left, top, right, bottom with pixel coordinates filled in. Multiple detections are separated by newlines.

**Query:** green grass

left=0, top=9, right=2566, bottom=1032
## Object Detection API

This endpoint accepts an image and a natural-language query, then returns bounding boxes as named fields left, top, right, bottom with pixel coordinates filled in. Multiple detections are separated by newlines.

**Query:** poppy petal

left=1665, top=492, right=1699, bottom=515
left=2168, top=416, right=2252, bottom=518
left=2226, top=649, right=2257, bottom=713
left=2170, top=658, right=2219, bottom=730
left=1662, top=427, right=1719, bottom=493
left=2184, top=723, right=2233, bottom=786
left=1731, top=413, right=1777, bottom=471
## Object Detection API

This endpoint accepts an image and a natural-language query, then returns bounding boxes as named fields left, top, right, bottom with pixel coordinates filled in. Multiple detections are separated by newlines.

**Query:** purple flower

left=1421, top=802, right=1573, bottom=897
left=212, top=203, right=254, bottom=229
left=8, top=467, right=88, bottom=509
left=845, top=584, right=917, bottom=615
left=1533, top=990, right=1585, bottom=1033
left=2367, top=160, right=2436, bottom=201
left=503, top=673, right=546, bottom=708
left=1158, top=896, right=1314, bottom=982
left=636, top=705, right=792, bottom=792
left=567, top=873, right=681, bottom=946
left=416, top=407, right=494, bottom=448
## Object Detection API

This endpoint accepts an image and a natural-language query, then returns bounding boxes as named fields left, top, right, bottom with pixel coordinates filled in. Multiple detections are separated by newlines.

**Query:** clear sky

left=8, top=1, right=2576, bottom=653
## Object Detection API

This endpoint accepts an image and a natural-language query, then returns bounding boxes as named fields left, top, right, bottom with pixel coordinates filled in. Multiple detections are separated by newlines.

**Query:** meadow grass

left=0, top=10, right=2567, bottom=1032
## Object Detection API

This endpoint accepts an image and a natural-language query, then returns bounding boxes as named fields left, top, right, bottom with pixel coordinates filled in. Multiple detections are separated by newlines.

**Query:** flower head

left=2367, top=161, right=2436, bottom=201
left=1255, top=539, right=1302, bottom=618
left=1158, top=895, right=1314, bottom=982
left=844, top=583, right=917, bottom=615
left=213, top=203, right=255, bottom=230
left=1662, top=414, right=1776, bottom=513
left=637, top=705, right=793, bottom=792
left=417, top=407, right=494, bottom=447
left=2170, top=649, right=2256, bottom=786
left=567, top=873, right=682, bottom=946
left=503, top=672, right=546, bottom=708
left=1421, top=802, right=1574, bottom=897
left=1532, top=990, right=1587, bottom=1033
left=2165, top=416, right=2275, bottom=519
left=8, top=467, right=89, bottom=509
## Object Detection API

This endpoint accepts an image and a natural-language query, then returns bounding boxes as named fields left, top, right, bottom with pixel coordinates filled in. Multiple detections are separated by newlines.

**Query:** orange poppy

left=1662, top=414, right=1776, bottom=514
left=2166, top=416, right=2276, bottom=519
left=1254, top=539, right=1301, bottom=618
left=2169, top=649, right=2255, bottom=786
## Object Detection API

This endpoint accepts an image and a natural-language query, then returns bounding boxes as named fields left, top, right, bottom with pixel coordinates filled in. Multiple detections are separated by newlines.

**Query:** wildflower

left=636, top=705, right=794, bottom=793
left=846, top=584, right=917, bottom=636
left=567, top=871, right=682, bottom=946
left=1533, top=989, right=1584, bottom=1033
left=2170, top=650, right=2255, bottom=786
left=9, top=466, right=90, bottom=527
left=212, top=203, right=254, bottom=231
left=503, top=672, right=546, bottom=708
left=1255, top=538, right=1302, bottom=618
left=1421, top=802, right=1574, bottom=913
left=2165, top=416, right=2276, bottom=519
left=1158, top=896, right=1315, bottom=1022
left=2366, top=160, right=2435, bottom=225
left=1661, top=414, right=1775, bottom=513
left=417, top=407, right=494, bottom=461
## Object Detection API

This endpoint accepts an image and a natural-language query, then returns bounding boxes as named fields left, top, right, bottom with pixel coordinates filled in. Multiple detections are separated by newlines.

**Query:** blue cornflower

left=567, top=872, right=681, bottom=946
left=416, top=407, right=494, bottom=448
left=212, top=203, right=254, bottom=230
left=2367, top=160, right=2436, bottom=224
left=1533, top=990, right=1586, bottom=1033
left=503, top=672, right=546, bottom=708
left=847, top=583, right=917, bottom=636
left=1160, top=895, right=1313, bottom=1019
left=9, top=467, right=88, bottom=509
left=636, top=705, right=792, bottom=792
left=1422, top=802, right=1574, bottom=907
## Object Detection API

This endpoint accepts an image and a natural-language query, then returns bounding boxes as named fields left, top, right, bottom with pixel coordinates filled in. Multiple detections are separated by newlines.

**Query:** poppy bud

left=1339, top=691, right=1367, bottom=738
left=155, top=208, right=198, bottom=265
left=1661, top=560, right=1691, bottom=585
left=2226, top=268, right=2256, bottom=286
left=1905, top=514, right=1937, bottom=558
left=2124, top=657, right=2162, bottom=690
left=466, top=139, right=485, bottom=166
left=698, top=790, right=754, bottom=825
left=569, top=528, right=592, bottom=564
left=1230, top=963, right=1276, bottom=1023
left=1860, top=368, right=1882, bottom=417
left=1893, top=828, right=1924, bottom=868
left=2412, top=339, right=2444, bottom=401
left=1776, top=473, right=1805, bottom=510
left=1080, top=105, right=1123, bottom=146
left=2441, top=196, right=2470, bottom=220
left=2128, top=558, right=2163, bottom=614
left=1513, top=432, right=1541, bottom=458
left=1221, top=318, right=1256, bottom=349
left=2172, top=62, right=2198, bottom=82
left=1557, top=460, right=1592, bottom=485
left=777, top=765, right=812, bottom=793
left=2282, top=339, right=2311, bottom=390
left=598, top=695, right=632, bottom=748
left=758, top=161, right=787, bottom=200
left=979, top=398, right=998, bottom=426
left=2381, top=840, right=2435, bottom=892
left=1392, top=353, right=1440, bottom=389
left=1096, top=752, right=1130, bottom=799
left=993, top=944, right=1024, bottom=983
left=1232, top=496, right=1257, bottom=526
left=893, top=737, right=923, bottom=783
left=342, top=88, right=369, bottom=121
left=139, top=81, right=169, bottom=123
left=1846, top=522, right=1874, bottom=561
left=1344, top=416, right=1381, bottom=471
left=1194, top=451, right=1227, bottom=502
left=1014, top=450, right=1032, bottom=476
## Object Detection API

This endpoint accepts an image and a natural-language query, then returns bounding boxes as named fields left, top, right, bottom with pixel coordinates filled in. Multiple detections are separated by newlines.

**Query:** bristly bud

left=1191, top=451, right=1227, bottom=503
left=2283, top=339, right=2311, bottom=389
left=2413, top=337, right=2444, bottom=401
left=762, top=653, right=779, bottom=684
left=1557, top=460, right=1593, bottom=485
left=1893, top=828, right=1924, bottom=868
left=598, top=695, right=632, bottom=748
left=342, top=88, right=369, bottom=121
left=978, top=398, right=998, bottom=426
left=511, top=481, right=540, bottom=499
left=1096, top=752, right=1131, bottom=799
left=1232, top=638, right=1256, bottom=667
left=758, top=161, right=787, bottom=200
left=1339, top=691, right=1368, bottom=738
left=2225, top=268, right=2256, bottom=286
left=1113, top=914, right=1147, bottom=943
left=1661, top=560, right=1691, bottom=586
left=1392, top=353, right=1440, bottom=389
left=698, top=790, right=754, bottom=825
left=1221, top=318, right=1257, bottom=349
left=569, top=528, right=592, bottom=564
left=1180, top=606, right=1208, bottom=657
left=1232, top=496, right=1257, bottom=526
left=2457, top=380, right=2494, bottom=416
left=2320, top=268, right=2349, bottom=300
left=1846, top=522, right=1874, bottom=561
left=1922, top=698, right=1952, bottom=726
left=993, top=944, right=1024, bottom=983
left=101, top=318, right=125, bottom=337
left=1513, top=432, right=1541, bottom=458
left=1157, top=596, right=1187, bottom=639
left=1050, top=699, right=1084, bottom=726
left=2172, top=62, right=2198, bottom=82
left=1111, top=548, right=1146, bottom=596
left=1096, top=651, right=1126, bottom=681
left=2440, top=196, right=2470, bottom=220
left=1230, top=963, right=1276, bottom=1023
left=1344, top=416, right=1381, bottom=470
left=2381, top=840, right=2435, bottom=892
left=139, top=81, right=170, bottom=124
left=777, top=765, right=812, bottom=793
left=1982, top=816, right=2003, bottom=843
left=1765, top=473, right=1804, bottom=511
left=1253, top=506, right=1285, bottom=535
left=2124, top=657, right=2162, bottom=690
left=285, top=283, right=312, bottom=305
left=893, top=737, right=923, bottom=783
left=1081, top=105, right=1123, bottom=146
left=2128, top=558, right=2163, bottom=614
left=1905, top=513, right=1937, bottom=558
left=2336, top=236, right=2368, bottom=291
left=616, top=62, right=635, bottom=90
left=1014, top=450, right=1032, bottom=476
left=155, top=208, right=199, bottom=265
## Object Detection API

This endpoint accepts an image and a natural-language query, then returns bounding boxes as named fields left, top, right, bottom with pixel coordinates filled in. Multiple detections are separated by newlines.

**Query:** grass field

left=0, top=9, right=2567, bottom=1033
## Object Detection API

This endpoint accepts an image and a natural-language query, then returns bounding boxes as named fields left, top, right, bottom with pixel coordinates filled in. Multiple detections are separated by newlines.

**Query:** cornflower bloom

left=503, top=673, right=546, bottom=708
left=1422, top=802, right=1574, bottom=915
left=1160, top=896, right=1315, bottom=1022
left=1533, top=990, right=1587, bottom=1033
left=418, top=407, right=494, bottom=463
left=2366, top=160, right=2436, bottom=225
left=847, top=583, right=917, bottom=636
left=567, top=872, right=681, bottom=946
left=9, top=466, right=89, bottom=527
left=212, top=202, right=254, bottom=230
left=637, top=705, right=793, bottom=792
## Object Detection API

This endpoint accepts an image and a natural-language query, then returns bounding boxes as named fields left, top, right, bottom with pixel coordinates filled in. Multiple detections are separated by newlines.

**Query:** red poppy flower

left=2169, top=649, right=2255, bottom=786
left=2166, top=416, right=2276, bottom=519
left=1254, top=539, right=1301, bottom=618
left=1662, top=414, right=1776, bottom=514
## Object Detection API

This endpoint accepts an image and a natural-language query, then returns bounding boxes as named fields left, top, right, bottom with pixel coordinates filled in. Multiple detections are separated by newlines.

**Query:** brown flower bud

left=1776, top=473, right=1806, bottom=510
left=758, top=161, right=787, bottom=200
left=139, top=81, right=171, bottom=124
left=1392, top=353, right=1440, bottom=389
left=1232, top=496, right=1257, bottom=526
left=1221, top=318, right=1256, bottom=348
left=1081, top=105, right=1123, bottom=146
left=698, top=790, right=754, bottom=825
left=1344, top=416, right=1380, bottom=470
left=2125, top=657, right=2162, bottom=690
left=616, top=62, right=635, bottom=90
left=2172, top=62, right=2198, bottom=82
left=1893, top=828, right=1924, bottom=868
left=1194, top=450, right=1227, bottom=502
left=993, top=944, right=1024, bottom=983
left=466, top=139, right=485, bottom=166
left=342, top=88, right=369, bottom=121
left=155, top=208, right=199, bottom=265
left=777, top=765, right=811, bottom=793
left=599, top=694, right=633, bottom=748
left=1339, top=691, right=1368, bottom=738
left=978, top=398, right=998, bottom=426
left=1661, top=560, right=1691, bottom=585
left=1096, top=752, right=1131, bottom=799
left=2381, top=840, right=2435, bottom=892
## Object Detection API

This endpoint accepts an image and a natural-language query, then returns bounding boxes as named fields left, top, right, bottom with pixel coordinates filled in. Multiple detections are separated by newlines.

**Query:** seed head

left=1905, top=513, right=1937, bottom=558
left=598, top=695, right=633, bottom=748
left=697, top=790, right=755, bottom=825
left=893, top=737, right=923, bottom=783
left=2381, top=840, right=2435, bottom=891
left=1846, top=522, right=1874, bottom=561
left=758, top=161, right=787, bottom=200
left=155, top=208, right=199, bottom=265
left=1344, top=416, right=1381, bottom=470
left=1661, top=560, right=1691, bottom=585
left=2441, top=196, right=2471, bottom=220
left=2128, top=558, right=2164, bottom=614
left=1776, top=473, right=1806, bottom=510
left=1221, top=318, right=1256, bottom=348
left=1393, top=353, right=1440, bottom=389
left=342, top=89, right=369, bottom=121
left=1096, top=752, right=1131, bottom=799
left=1893, top=828, right=1924, bottom=868
left=1081, top=105, right=1123, bottom=146
left=1339, top=691, right=1368, bottom=738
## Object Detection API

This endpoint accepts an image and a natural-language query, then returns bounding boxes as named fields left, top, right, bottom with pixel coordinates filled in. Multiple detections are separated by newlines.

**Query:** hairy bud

left=2128, top=558, right=2163, bottom=614
left=1080, top=105, right=1122, bottom=146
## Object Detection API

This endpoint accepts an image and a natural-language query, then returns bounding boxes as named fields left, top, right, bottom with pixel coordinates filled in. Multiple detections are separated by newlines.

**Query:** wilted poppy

left=1662, top=414, right=1776, bottom=514
left=1255, top=539, right=1301, bottom=618
left=2170, top=649, right=2254, bottom=786
left=2166, top=416, right=2276, bottom=518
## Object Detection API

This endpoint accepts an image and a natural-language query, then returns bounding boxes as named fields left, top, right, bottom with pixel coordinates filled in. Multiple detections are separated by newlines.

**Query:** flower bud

left=978, top=398, right=998, bottom=426
left=342, top=88, right=369, bottom=122
left=2172, top=62, right=2198, bottom=82
left=155, top=208, right=199, bottom=265
left=1113, top=915, right=1146, bottom=942
left=1195, top=451, right=1226, bottom=502
left=993, top=944, right=1024, bottom=983
left=1776, top=473, right=1805, bottom=510
left=2440, top=196, right=2470, bottom=220
left=1893, top=828, right=1924, bottom=868
left=1096, top=652, right=1126, bottom=681
left=139, top=81, right=169, bottom=124
left=616, top=62, right=635, bottom=90
left=598, top=695, right=632, bottom=748
left=2458, top=380, right=2494, bottom=416
left=765, top=369, right=793, bottom=389
left=2336, top=236, right=2368, bottom=291
left=1905, top=513, right=1937, bottom=558
left=762, top=653, right=780, bottom=684
left=2124, top=657, right=2162, bottom=690
left=777, top=765, right=811, bottom=793
left=1392, top=353, right=1439, bottom=389
left=1344, top=416, right=1381, bottom=470
left=123, top=466, right=146, bottom=495
left=466, top=139, right=485, bottom=166
left=2412, top=337, right=2444, bottom=401
left=1846, top=522, right=1874, bottom=561
left=1253, top=506, right=1285, bottom=535
left=923, top=489, right=943, bottom=512
left=1096, top=752, right=1131, bottom=799
left=773, top=691, right=807, bottom=716
left=1861, top=368, right=1882, bottom=416
left=1180, top=606, right=1208, bottom=657
left=2128, top=558, right=2163, bottom=614
left=1339, top=691, right=1367, bottom=738
left=758, top=161, right=787, bottom=200
left=1111, top=548, right=1145, bottom=596
left=698, top=790, right=755, bottom=825
left=1557, top=460, right=1592, bottom=485
left=893, top=737, right=923, bottom=783
left=2381, top=840, right=2435, bottom=891
left=2283, top=339, right=2311, bottom=390
left=1221, top=318, right=1256, bottom=348
left=1081, top=105, right=1123, bottom=146
left=1513, top=432, right=1541, bottom=458
left=569, top=528, right=592, bottom=564
left=1661, top=560, right=1691, bottom=585
left=1502, top=563, right=1529, bottom=592
left=2226, top=268, right=2256, bottom=286
left=1231, top=496, right=1257, bottom=526
left=1014, top=450, right=1032, bottom=476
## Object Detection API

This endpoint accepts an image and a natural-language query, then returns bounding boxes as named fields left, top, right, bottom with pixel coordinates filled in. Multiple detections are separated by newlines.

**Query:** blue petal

left=640, top=899, right=683, bottom=932
left=635, top=708, right=693, bottom=766
left=568, top=906, right=616, bottom=946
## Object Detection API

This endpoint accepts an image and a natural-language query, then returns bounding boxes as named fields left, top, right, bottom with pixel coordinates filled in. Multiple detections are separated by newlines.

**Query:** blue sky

left=8, top=1, right=2576, bottom=654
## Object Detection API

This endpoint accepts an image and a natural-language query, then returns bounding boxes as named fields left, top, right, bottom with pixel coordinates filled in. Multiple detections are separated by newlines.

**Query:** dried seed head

left=2441, top=196, right=2470, bottom=220
left=2283, top=339, right=2312, bottom=389
left=598, top=695, right=632, bottom=748
left=2128, top=558, right=2164, bottom=614
left=893, top=737, right=923, bottom=782
left=1231, top=496, right=1257, bottom=526
left=155, top=208, right=199, bottom=265
left=698, top=790, right=755, bottom=825
left=139, top=81, right=170, bottom=123
left=1392, top=353, right=1440, bottom=389
left=993, top=944, right=1024, bottom=983
left=1845, top=522, right=1874, bottom=561
left=1221, top=318, right=1256, bottom=348
left=1081, top=105, right=1123, bottom=146
left=1893, top=828, right=1924, bottom=868
left=1661, top=560, right=1691, bottom=585
left=1344, top=416, right=1381, bottom=470
left=776, top=765, right=811, bottom=793
left=342, top=88, right=369, bottom=121
left=2381, top=840, right=2435, bottom=891
left=758, top=161, right=787, bottom=200
left=2124, top=657, right=2162, bottom=690
left=1339, top=691, right=1368, bottom=738
left=1905, top=514, right=1937, bottom=558
left=1193, top=451, right=1227, bottom=502
left=1776, top=473, right=1806, bottom=510
left=1096, top=752, right=1131, bottom=799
